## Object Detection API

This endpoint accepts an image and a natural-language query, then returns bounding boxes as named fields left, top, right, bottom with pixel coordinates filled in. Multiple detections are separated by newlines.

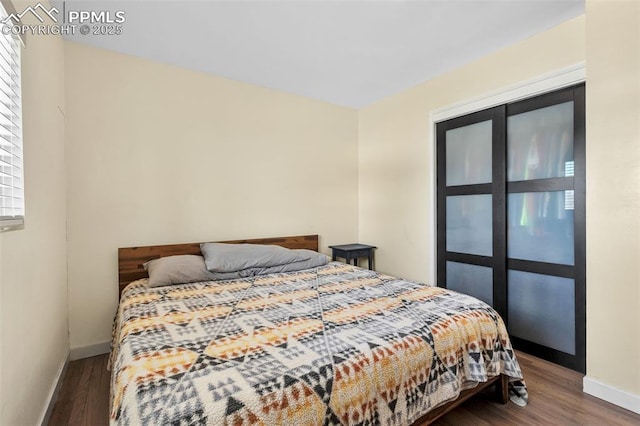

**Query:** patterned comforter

left=110, top=262, right=526, bottom=425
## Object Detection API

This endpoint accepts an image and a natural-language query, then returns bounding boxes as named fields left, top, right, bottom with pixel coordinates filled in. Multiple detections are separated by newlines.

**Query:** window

left=0, top=1, right=23, bottom=230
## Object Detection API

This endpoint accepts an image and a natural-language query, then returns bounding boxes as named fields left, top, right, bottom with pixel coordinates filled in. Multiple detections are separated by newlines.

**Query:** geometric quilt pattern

left=110, top=262, right=527, bottom=425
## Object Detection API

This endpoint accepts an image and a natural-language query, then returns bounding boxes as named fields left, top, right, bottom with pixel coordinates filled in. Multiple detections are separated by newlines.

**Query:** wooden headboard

left=118, top=234, right=319, bottom=297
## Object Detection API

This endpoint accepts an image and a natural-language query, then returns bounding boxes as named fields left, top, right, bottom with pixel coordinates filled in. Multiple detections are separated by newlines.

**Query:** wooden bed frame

left=116, top=233, right=508, bottom=424
left=118, top=234, right=319, bottom=297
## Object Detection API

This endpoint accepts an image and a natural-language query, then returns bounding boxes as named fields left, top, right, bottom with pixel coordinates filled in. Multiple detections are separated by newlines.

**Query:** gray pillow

left=200, top=243, right=312, bottom=273
left=237, top=250, right=329, bottom=277
left=143, top=255, right=215, bottom=287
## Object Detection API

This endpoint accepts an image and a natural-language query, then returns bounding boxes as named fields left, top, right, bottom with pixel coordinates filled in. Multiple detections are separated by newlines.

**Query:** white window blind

left=0, top=1, right=23, bottom=230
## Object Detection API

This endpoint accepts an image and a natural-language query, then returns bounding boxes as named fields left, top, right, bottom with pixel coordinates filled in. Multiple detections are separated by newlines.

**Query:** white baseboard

left=583, top=376, right=640, bottom=415
left=38, top=352, right=69, bottom=426
left=70, top=341, right=111, bottom=361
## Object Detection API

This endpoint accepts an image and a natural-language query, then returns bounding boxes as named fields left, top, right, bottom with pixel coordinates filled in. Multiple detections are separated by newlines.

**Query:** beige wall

left=0, top=2, right=68, bottom=424
left=64, top=42, right=359, bottom=350
left=359, top=4, right=640, bottom=401
left=358, top=16, right=586, bottom=282
left=585, top=0, right=640, bottom=396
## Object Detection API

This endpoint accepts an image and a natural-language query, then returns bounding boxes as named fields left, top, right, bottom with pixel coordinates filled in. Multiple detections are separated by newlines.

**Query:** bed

left=111, top=234, right=527, bottom=425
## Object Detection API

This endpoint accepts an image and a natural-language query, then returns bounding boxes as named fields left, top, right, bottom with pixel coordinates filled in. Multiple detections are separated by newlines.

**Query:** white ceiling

left=53, top=0, right=585, bottom=108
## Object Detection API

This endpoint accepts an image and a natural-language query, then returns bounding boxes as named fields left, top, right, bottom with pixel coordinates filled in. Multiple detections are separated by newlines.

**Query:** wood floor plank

left=84, top=354, right=109, bottom=426
left=48, top=357, right=85, bottom=426
left=68, top=356, right=98, bottom=426
left=49, top=351, right=640, bottom=426
left=432, top=351, right=640, bottom=425
left=94, top=355, right=111, bottom=424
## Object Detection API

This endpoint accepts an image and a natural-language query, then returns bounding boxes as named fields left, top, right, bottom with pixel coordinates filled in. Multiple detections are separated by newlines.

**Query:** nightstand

left=329, top=243, right=377, bottom=270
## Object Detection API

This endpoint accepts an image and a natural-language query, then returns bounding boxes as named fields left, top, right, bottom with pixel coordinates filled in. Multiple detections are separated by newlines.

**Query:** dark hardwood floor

left=48, top=353, right=110, bottom=426
left=48, top=351, right=640, bottom=425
